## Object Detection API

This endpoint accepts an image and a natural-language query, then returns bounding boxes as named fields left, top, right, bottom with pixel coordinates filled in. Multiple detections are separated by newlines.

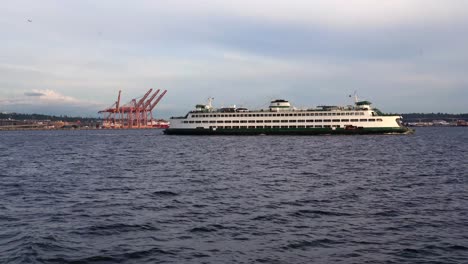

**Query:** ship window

left=289, top=120, right=297, bottom=122
left=281, top=120, right=289, bottom=123
left=332, top=119, right=340, bottom=122
left=264, top=120, right=272, bottom=123
left=256, top=120, right=263, bottom=123
left=248, top=120, right=255, bottom=123
left=315, top=125, right=322, bottom=128
left=360, top=112, right=365, bottom=115
left=297, top=120, right=305, bottom=123
left=233, top=126, right=240, bottom=129
left=341, top=119, right=349, bottom=122
left=217, top=120, right=223, bottom=123
left=324, top=125, right=331, bottom=128
left=289, top=125, right=297, bottom=128
left=240, top=120, right=247, bottom=123
left=202, top=121, right=208, bottom=123
left=195, top=121, right=201, bottom=123
left=368, top=119, right=376, bottom=122
left=273, top=126, right=280, bottom=128
left=332, top=125, right=340, bottom=128
left=293, top=114, right=298, bottom=116
left=232, top=120, right=240, bottom=123
left=377, top=119, right=383, bottom=122
left=248, top=126, right=255, bottom=129
left=210, top=121, right=216, bottom=123
left=323, top=119, right=331, bottom=122
left=218, top=126, right=224, bottom=129
left=281, top=126, right=288, bottom=128
left=225, top=120, right=232, bottom=123
left=256, top=126, right=263, bottom=129
left=189, top=121, right=194, bottom=123
left=306, top=125, right=313, bottom=128
left=306, top=120, right=314, bottom=122
left=280, top=114, right=285, bottom=116
left=315, top=119, right=322, bottom=122
left=298, top=125, right=305, bottom=128
left=360, top=119, right=367, bottom=122
left=331, top=113, right=336, bottom=116
left=273, top=120, right=280, bottom=123
left=351, top=119, right=358, bottom=122
left=264, top=126, right=271, bottom=128
left=248, top=114, right=252, bottom=117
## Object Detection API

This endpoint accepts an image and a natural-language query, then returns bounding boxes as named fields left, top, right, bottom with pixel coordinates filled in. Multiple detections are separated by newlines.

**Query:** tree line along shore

left=1, top=112, right=467, bottom=130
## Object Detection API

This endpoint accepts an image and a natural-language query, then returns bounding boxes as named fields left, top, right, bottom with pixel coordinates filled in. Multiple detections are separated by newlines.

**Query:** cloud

left=24, top=92, right=45, bottom=96
left=31, top=89, right=79, bottom=103
left=1, top=0, right=467, bottom=115
left=0, top=89, right=105, bottom=116
left=136, top=0, right=468, bottom=29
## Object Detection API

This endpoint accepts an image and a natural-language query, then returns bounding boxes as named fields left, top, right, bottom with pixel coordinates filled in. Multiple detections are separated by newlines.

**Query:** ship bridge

left=269, top=99, right=291, bottom=111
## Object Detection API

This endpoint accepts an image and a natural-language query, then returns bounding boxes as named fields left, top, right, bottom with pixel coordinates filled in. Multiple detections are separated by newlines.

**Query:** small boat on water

left=164, top=97, right=412, bottom=135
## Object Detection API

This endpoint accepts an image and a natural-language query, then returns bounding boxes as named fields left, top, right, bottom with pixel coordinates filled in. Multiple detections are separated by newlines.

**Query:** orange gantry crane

left=98, top=89, right=167, bottom=128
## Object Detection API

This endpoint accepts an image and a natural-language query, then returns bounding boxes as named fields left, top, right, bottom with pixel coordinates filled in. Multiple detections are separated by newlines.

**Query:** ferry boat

left=164, top=97, right=412, bottom=135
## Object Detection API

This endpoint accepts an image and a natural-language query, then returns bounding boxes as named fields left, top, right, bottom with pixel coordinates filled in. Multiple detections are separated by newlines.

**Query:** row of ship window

left=207, top=125, right=343, bottom=129
left=183, top=118, right=382, bottom=124
left=191, top=112, right=367, bottom=118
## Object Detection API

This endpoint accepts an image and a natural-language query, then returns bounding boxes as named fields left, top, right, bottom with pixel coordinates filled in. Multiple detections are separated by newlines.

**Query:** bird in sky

left=27, top=19, right=32, bottom=22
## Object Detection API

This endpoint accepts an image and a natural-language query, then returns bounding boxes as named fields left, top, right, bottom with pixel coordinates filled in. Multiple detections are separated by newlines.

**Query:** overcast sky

left=1, top=0, right=467, bottom=117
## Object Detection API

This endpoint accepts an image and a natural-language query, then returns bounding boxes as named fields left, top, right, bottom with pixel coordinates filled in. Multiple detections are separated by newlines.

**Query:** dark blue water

left=1, top=127, right=467, bottom=264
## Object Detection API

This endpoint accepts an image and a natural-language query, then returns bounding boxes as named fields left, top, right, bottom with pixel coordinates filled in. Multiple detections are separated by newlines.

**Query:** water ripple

left=0, top=127, right=467, bottom=263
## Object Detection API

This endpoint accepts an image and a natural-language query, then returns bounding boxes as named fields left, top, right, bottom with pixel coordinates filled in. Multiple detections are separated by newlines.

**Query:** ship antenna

left=207, top=97, right=214, bottom=108
left=354, top=91, right=358, bottom=103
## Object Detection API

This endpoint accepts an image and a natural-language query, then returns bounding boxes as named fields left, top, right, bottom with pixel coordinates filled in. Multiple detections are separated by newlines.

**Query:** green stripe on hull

left=164, top=127, right=413, bottom=135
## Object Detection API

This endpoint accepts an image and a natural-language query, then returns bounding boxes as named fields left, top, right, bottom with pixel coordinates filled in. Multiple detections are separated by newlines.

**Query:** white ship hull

left=165, top=98, right=411, bottom=135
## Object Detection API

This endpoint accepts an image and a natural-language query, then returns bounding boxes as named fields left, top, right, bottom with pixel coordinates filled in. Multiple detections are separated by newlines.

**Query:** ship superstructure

left=164, top=97, right=411, bottom=135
